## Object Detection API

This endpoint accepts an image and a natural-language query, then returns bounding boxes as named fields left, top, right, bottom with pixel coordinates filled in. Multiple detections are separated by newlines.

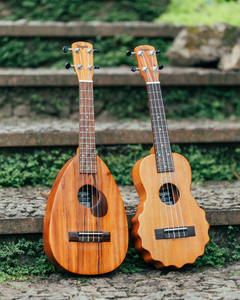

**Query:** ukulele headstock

left=63, top=42, right=99, bottom=81
left=128, top=45, right=163, bottom=84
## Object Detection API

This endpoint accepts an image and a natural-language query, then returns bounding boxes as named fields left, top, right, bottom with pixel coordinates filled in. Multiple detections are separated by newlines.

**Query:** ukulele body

left=43, top=154, right=128, bottom=275
left=131, top=152, right=209, bottom=269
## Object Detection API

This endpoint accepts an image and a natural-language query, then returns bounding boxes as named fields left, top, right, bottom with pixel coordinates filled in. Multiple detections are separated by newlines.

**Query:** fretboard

left=147, top=82, right=174, bottom=173
left=79, top=81, right=97, bottom=174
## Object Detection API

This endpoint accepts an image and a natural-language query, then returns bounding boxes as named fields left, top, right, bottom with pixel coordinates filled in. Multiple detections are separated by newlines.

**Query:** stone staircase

left=0, top=21, right=240, bottom=237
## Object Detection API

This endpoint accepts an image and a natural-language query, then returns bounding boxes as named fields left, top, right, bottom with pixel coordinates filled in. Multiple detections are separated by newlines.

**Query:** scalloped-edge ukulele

left=127, top=45, right=209, bottom=269
left=43, top=42, right=128, bottom=275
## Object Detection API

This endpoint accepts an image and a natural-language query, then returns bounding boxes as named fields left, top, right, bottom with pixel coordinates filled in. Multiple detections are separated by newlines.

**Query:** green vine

left=0, top=144, right=239, bottom=188
left=0, top=0, right=166, bottom=22
left=0, top=36, right=171, bottom=69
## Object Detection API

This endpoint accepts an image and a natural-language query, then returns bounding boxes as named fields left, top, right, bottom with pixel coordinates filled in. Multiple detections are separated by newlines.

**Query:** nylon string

left=151, top=82, right=181, bottom=237
left=148, top=52, right=185, bottom=237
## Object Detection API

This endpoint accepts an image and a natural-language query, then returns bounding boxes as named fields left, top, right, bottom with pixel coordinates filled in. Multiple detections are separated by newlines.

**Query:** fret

left=80, top=113, right=95, bottom=115
left=150, top=112, right=166, bottom=116
left=152, top=124, right=168, bottom=128
left=79, top=90, right=93, bottom=92
left=79, top=105, right=95, bottom=108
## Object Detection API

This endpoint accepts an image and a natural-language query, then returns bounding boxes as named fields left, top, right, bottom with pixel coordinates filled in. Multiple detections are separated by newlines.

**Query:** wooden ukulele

left=43, top=42, right=128, bottom=275
left=128, top=45, right=209, bottom=269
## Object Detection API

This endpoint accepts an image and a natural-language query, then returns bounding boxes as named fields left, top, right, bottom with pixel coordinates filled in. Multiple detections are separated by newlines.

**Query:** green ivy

left=194, top=234, right=229, bottom=268
left=0, top=36, right=171, bottom=69
left=0, top=144, right=239, bottom=188
left=1, top=0, right=165, bottom=22
left=0, top=238, right=55, bottom=282
left=0, top=228, right=239, bottom=282
left=227, top=226, right=240, bottom=261
left=1, top=85, right=240, bottom=120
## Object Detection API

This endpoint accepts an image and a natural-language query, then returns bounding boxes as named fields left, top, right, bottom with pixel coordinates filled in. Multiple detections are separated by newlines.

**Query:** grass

left=156, top=0, right=240, bottom=27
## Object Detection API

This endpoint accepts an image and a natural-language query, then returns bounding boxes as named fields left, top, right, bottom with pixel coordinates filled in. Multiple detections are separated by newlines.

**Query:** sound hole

left=78, top=185, right=98, bottom=208
left=159, top=184, right=179, bottom=206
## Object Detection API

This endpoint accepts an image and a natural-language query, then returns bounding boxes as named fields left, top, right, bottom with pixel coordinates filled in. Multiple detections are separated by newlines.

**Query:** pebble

left=1, top=262, right=240, bottom=299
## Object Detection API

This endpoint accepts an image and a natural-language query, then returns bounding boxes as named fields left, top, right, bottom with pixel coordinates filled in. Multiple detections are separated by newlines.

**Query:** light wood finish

left=131, top=45, right=209, bottom=269
left=43, top=42, right=128, bottom=274
left=71, top=41, right=94, bottom=81
left=43, top=154, right=128, bottom=274
left=132, top=153, right=209, bottom=268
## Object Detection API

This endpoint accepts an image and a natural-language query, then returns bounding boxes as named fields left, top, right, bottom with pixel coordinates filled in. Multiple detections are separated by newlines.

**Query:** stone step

left=1, top=67, right=240, bottom=87
left=0, top=181, right=239, bottom=235
left=0, top=120, right=240, bottom=147
left=0, top=20, right=183, bottom=38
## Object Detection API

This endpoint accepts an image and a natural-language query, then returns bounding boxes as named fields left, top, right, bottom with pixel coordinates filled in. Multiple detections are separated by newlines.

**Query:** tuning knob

left=131, top=67, right=139, bottom=72
left=93, top=49, right=99, bottom=53
left=159, top=65, right=164, bottom=70
left=156, top=50, right=161, bottom=54
left=94, top=66, right=100, bottom=69
left=126, top=50, right=132, bottom=56
left=65, top=62, right=74, bottom=69
left=62, top=46, right=72, bottom=53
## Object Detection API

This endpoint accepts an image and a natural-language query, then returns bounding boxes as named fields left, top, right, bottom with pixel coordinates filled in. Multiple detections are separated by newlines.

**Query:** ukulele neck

left=79, top=80, right=97, bottom=174
left=147, top=82, right=174, bottom=173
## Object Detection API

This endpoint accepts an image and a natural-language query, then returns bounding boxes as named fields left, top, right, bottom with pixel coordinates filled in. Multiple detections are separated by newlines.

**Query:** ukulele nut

left=74, top=48, right=80, bottom=53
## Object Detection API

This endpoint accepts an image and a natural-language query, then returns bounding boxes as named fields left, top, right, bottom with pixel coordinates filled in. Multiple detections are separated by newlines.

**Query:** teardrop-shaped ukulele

left=43, top=42, right=128, bottom=275
left=129, top=45, right=209, bottom=269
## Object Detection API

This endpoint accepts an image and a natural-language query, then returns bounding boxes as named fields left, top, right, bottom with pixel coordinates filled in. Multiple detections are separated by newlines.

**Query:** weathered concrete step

left=1, top=67, right=240, bottom=87
left=1, top=120, right=240, bottom=147
left=0, top=181, right=239, bottom=234
left=0, top=20, right=183, bottom=38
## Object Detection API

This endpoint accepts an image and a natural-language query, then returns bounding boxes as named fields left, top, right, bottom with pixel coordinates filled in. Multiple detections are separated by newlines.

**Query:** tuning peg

left=62, top=46, right=72, bottom=53
left=156, top=50, right=161, bottom=54
left=158, top=65, right=164, bottom=70
left=93, top=49, right=99, bottom=53
left=94, top=66, right=100, bottom=69
left=126, top=50, right=136, bottom=57
left=65, top=62, right=74, bottom=69
left=131, top=67, right=139, bottom=72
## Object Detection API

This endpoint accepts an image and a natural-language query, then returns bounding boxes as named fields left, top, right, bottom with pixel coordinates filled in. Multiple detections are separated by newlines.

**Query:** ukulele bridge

left=155, top=226, right=195, bottom=240
left=68, top=231, right=110, bottom=242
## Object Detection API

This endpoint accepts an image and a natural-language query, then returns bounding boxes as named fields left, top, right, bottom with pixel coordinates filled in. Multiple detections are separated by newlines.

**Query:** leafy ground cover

left=0, top=144, right=239, bottom=188
left=0, top=228, right=239, bottom=282
left=156, top=0, right=240, bottom=27
left=0, top=0, right=166, bottom=22
left=1, top=86, right=240, bottom=121
left=0, top=36, right=171, bottom=69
